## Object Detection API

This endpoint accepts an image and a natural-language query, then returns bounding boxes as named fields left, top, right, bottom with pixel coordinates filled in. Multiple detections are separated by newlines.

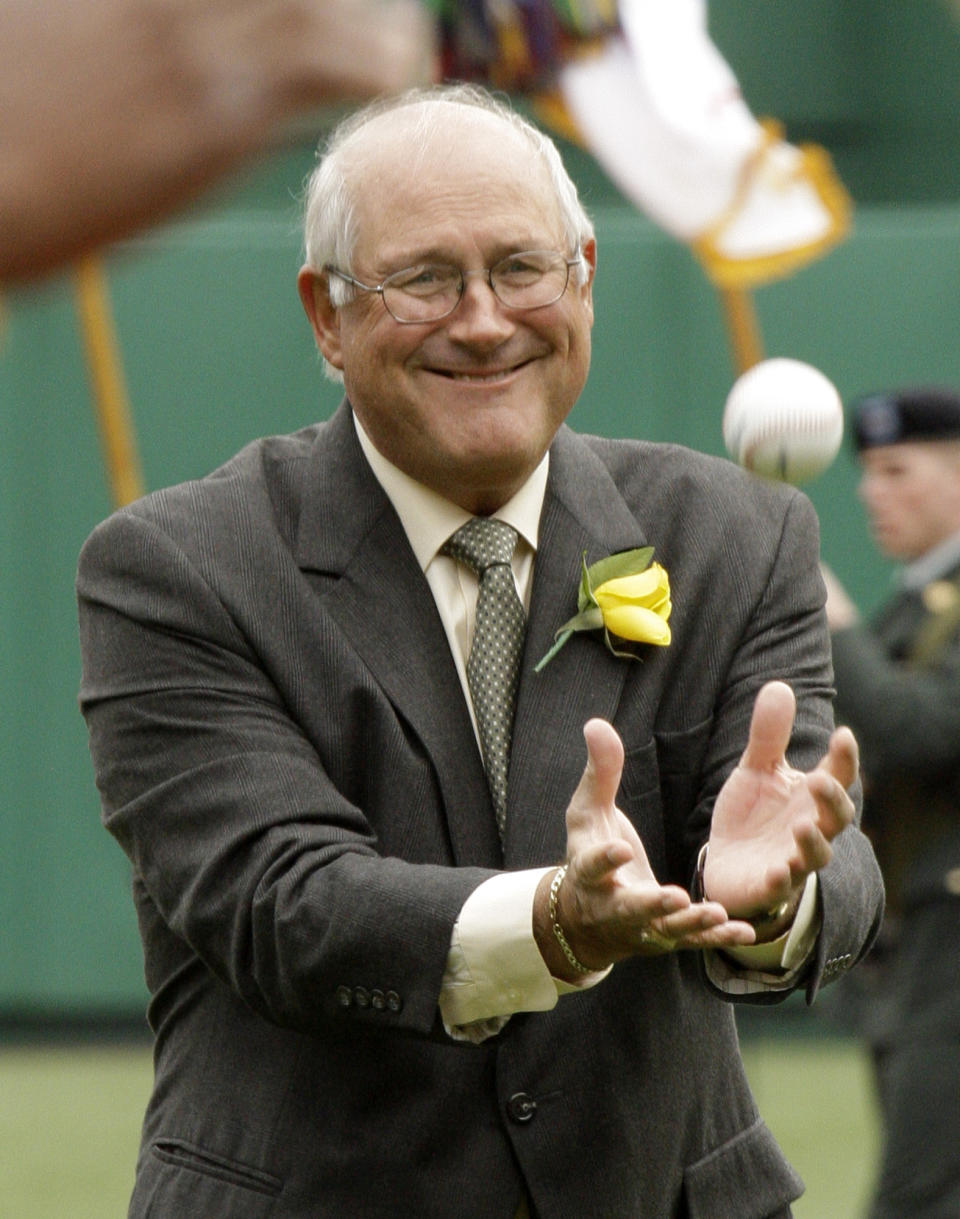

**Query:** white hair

left=301, top=83, right=595, bottom=333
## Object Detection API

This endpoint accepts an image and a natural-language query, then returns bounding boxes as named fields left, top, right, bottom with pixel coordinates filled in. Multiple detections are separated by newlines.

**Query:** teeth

left=447, top=369, right=511, bottom=383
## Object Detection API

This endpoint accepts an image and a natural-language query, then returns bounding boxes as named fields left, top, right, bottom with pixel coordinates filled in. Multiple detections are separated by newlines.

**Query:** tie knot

left=443, top=518, right=519, bottom=575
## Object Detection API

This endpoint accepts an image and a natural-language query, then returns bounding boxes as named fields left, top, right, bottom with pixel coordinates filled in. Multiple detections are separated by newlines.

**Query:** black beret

left=852, top=386, right=960, bottom=451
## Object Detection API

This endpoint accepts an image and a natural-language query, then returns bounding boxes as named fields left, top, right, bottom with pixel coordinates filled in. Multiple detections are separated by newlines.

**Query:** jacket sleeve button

left=386, top=991, right=403, bottom=1013
left=371, top=989, right=386, bottom=1011
left=353, top=986, right=370, bottom=1008
left=335, top=985, right=353, bottom=1008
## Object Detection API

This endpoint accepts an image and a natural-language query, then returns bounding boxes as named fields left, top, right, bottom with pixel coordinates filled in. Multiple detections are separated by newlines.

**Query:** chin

left=454, top=419, right=544, bottom=464
left=875, top=535, right=910, bottom=561
left=440, top=447, right=537, bottom=508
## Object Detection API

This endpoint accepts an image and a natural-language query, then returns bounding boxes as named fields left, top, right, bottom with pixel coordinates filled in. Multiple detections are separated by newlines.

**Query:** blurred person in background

left=823, top=387, right=960, bottom=1219
left=0, top=0, right=434, bottom=283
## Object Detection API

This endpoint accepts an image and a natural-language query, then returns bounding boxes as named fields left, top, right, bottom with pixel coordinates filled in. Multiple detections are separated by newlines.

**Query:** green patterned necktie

left=443, top=518, right=527, bottom=842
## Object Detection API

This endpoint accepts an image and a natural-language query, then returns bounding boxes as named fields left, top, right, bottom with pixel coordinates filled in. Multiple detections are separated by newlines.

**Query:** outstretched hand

left=535, top=683, right=859, bottom=981
left=535, top=720, right=757, bottom=979
left=703, top=681, right=858, bottom=925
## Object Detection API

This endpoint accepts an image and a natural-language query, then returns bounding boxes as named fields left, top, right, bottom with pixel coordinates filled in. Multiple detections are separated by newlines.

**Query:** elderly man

left=78, top=85, right=882, bottom=1219
left=824, top=387, right=960, bottom=1219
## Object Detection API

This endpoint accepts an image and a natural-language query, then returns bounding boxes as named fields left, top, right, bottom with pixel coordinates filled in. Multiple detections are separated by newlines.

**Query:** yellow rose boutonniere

left=534, top=547, right=672, bottom=672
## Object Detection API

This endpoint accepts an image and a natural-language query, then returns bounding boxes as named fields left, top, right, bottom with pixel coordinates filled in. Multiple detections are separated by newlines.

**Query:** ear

left=577, top=237, right=597, bottom=324
left=297, top=266, right=345, bottom=371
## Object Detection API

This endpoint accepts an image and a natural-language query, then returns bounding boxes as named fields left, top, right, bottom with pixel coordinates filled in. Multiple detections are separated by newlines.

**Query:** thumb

left=740, top=681, right=796, bottom=772
left=578, top=718, right=625, bottom=812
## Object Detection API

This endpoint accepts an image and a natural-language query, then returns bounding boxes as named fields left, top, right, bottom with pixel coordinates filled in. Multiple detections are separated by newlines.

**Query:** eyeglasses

left=323, top=249, right=582, bottom=324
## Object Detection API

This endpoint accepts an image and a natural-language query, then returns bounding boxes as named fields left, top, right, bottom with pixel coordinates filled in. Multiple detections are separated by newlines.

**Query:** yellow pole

left=718, top=286, right=764, bottom=376
left=74, top=255, right=145, bottom=507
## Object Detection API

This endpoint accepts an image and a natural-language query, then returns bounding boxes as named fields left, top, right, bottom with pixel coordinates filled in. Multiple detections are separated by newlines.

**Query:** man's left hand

left=703, top=681, right=858, bottom=933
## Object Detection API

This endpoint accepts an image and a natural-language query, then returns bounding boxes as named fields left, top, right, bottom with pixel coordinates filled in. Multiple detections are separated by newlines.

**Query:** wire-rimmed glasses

left=323, top=248, right=582, bottom=324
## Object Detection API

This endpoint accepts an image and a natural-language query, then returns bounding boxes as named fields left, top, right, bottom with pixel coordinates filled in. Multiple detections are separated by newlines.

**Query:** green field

left=744, top=1037, right=881, bottom=1218
left=0, top=1036, right=880, bottom=1217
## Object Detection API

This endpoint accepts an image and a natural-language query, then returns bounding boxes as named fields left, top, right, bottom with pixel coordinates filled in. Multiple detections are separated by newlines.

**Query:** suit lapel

left=295, top=404, right=500, bottom=866
left=293, top=411, right=652, bottom=870
left=505, top=428, right=649, bottom=865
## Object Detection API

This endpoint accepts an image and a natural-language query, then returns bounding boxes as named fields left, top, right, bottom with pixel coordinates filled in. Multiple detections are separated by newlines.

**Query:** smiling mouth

left=431, top=361, right=530, bottom=384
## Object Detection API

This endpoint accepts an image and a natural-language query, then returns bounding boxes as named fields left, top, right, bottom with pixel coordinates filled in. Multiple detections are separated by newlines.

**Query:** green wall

left=2, top=1, right=960, bottom=1017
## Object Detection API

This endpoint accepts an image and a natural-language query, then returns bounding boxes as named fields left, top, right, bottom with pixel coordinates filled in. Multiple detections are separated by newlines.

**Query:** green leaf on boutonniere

left=534, top=546, right=671, bottom=672
left=578, top=546, right=654, bottom=612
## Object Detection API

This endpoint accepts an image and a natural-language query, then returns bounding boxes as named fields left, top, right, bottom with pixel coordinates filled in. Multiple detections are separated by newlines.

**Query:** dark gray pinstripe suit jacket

left=77, top=401, right=883, bottom=1219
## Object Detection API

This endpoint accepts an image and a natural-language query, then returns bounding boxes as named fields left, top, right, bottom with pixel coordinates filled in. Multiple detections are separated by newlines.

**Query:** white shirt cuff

left=439, top=868, right=609, bottom=1043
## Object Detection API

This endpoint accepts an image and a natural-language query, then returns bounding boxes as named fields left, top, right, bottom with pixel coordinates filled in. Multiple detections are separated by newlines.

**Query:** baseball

left=722, top=358, right=844, bottom=485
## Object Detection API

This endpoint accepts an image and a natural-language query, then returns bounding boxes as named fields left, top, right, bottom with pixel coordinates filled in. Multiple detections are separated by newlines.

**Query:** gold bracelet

left=548, top=865, right=593, bottom=975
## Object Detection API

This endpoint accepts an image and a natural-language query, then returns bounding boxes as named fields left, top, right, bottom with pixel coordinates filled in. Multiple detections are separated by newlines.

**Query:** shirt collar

left=353, top=412, right=547, bottom=572
left=900, top=529, right=960, bottom=590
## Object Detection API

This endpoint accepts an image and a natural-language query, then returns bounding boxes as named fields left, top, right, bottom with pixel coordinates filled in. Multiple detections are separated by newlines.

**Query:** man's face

left=858, top=441, right=960, bottom=560
left=300, top=109, right=595, bottom=514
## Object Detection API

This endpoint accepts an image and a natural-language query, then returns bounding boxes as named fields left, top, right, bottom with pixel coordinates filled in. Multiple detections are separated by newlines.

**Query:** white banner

left=558, top=0, right=851, bottom=286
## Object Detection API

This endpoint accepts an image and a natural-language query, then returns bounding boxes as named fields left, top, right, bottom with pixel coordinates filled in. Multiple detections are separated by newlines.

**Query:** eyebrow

left=374, top=241, right=557, bottom=275
left=376, top=248, right=452, bottom=274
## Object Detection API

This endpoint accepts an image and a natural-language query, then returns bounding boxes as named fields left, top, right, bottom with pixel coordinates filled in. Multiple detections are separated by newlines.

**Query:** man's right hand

left=533, top=719, right=757, bottom=982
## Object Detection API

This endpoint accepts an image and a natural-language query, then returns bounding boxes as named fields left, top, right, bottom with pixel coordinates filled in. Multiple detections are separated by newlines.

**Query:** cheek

left=339, top=305, right=418, bottom=373
left=341, top=333, right=420, bottom=416
left=901, top=484, right=931, bottom=522
left=558, top=324, right=591, bottom=403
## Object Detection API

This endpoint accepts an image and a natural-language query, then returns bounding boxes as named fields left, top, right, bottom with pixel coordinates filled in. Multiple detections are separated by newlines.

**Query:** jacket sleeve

left=688, top=490, right=884, bottom=1004
left=832, top=622, right=960, bottom=783
left=77, top=506, right=492, bottom=1038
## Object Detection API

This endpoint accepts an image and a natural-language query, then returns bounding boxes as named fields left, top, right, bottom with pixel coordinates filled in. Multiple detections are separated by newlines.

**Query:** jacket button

left=335, top=985, right=352, bottom=1008
left=353, top=986, right=370, bottom=1008
left=507, top=1092, right=537, bottom=1124
left=371, top=989, right=386, bottom=1011
left=385, top=991, right=403, bottom=1013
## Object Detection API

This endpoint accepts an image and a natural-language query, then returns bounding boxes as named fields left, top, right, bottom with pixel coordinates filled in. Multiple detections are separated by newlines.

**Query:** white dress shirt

left=354, top=415, right=818, bottom=1042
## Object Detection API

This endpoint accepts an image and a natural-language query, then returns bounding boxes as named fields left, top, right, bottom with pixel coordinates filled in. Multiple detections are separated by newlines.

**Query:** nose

left=446, top=271, right=515, bottom=345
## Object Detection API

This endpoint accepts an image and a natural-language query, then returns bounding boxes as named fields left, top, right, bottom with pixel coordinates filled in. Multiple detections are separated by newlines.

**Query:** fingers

left=801, top=725, right=859, bottom=846
left=565, top=719, right=662, bottom=902
left=565, top=718, right=627, bottom=845
left=804, top=772, right=855, bottom=842
left=777, top=817, right=831, bottom=886
left=652, top=899, right=743, bottom=937
left=636, top=900, right=758, bottom=955
left=784, top=760, right=856, bottom=881
left=818, top=724, right=860, bottom=792
left=559, top=857, right=757, bottom=963
left=740, top=681, right=796, bottom=773
left=574, top=838, right=635, bottom=886
left=580, top=718, right=625, bottom=811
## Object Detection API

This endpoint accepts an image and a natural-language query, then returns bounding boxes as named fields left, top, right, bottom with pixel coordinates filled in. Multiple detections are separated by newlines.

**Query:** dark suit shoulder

left=85, top=421, right=328, bottom=558
left=562, top=431, right=817, bottom=567
left=207, top=422, right=325, bottom=485
left=577, top=431, right=803, bottom=519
